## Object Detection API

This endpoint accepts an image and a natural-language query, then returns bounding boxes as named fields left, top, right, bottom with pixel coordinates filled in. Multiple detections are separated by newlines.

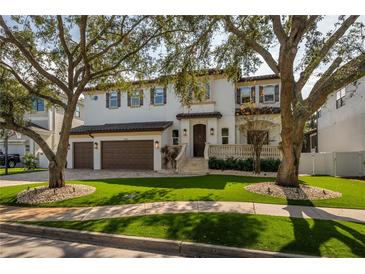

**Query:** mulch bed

left=16, top=184, right=96, bottom=204
left=245, top=182, right=342, bottom=200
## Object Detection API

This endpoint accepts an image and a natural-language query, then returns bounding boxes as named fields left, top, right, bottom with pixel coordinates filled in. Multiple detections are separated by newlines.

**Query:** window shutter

left=127, top=92, right=131, bottom=107
left=163, top=87, right=167, bottom=104
left=117, top=91, right=121, bottom=107
left=106, top=92, right=110, bottom=108
left=150, top=88, right=155, bottom=105
left=259, top=86, right=264, bottom=103
left=275, top=85, right=280, bottom=102
left=236, top=88, right=241, bottom=104
left=140, top=90, right=143, bottom=106
left=251, top=86, right=256, bottom=102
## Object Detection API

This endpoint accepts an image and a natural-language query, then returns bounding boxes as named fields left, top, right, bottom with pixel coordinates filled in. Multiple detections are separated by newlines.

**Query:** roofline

left=238, top=74, right=280, bottom=83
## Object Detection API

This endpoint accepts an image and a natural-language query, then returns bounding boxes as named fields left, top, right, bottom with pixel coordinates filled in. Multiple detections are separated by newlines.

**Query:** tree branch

left=295, top=15, right=359, bottom=93
left=0, top=16, right=71, bottom=95
left=224, top=16, right=279, bottom=74
left=270, top=16, right=287, bottom=44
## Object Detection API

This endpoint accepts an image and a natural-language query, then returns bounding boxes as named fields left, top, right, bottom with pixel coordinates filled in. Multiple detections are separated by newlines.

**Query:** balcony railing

left=207, top=144, right=281, bottom=160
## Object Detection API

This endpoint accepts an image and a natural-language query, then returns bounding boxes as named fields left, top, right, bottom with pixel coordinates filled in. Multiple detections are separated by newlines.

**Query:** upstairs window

left=222, top=128, right=229, bottom=144
left=263, top=85, right=275, bottom=103
left=109, top=91, right=118, bottom=108
left=129, top=91, right=142, bottom=107
left=336, top=89, right=346, bottom=109
left=240, top=86, right=253, bottom=103
left=205, top=82, right=211, bottom=100
left=172, top=129, right=179, bottom=145
left=75, top=105, right=81, bottom=117
left=32, top=97, right=45, bottom=112
left=154, top=88, right=165, bottom=105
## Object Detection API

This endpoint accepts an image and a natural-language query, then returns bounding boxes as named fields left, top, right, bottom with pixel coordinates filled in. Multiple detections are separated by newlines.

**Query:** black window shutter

left=251, top=86, right=256, bottom=102
left=275, top=85, right=280, bottom=102
left=117, top=91, right=121, bottom=107
left=106, top=92, right=110, bottom=108
left=140, top=90, right=143, bottom=106
left=150, top=88, right=155, bottom=105
left=259, top=86, right=264, bottom=103
left=127, top=92, right=131, bottom=107
left=163, top=87, right=167, bottom=104
left=236, top=88, right=241, bottom=104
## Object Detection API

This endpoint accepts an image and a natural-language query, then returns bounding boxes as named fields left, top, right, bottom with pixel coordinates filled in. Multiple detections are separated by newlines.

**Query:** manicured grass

left=24, top=213, right=365, bottom=257
left=1, top=175, right=364, bottom=209
left=0, top=168, right=46, bottom=176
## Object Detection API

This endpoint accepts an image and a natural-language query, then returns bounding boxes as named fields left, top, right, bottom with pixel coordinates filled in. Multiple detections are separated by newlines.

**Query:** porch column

left=235, top=126, right=241, bottom=144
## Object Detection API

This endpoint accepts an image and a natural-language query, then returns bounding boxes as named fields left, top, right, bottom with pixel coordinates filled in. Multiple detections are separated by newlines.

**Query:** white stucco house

left=66, top=72, right=282, bottom=171
left=0, top=97, right=84, bottom=168
left=317, top=76, right=365, bottom=152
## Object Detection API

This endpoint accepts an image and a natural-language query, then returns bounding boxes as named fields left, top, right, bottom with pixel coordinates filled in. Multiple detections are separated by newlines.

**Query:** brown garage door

left=73, top=142, right=94, bottom=169
left=101, top=140, right=154, bottom=170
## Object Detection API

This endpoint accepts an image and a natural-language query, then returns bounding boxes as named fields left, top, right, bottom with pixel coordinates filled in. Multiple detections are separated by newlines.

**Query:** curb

left=0, top=222, right=313, bottom=258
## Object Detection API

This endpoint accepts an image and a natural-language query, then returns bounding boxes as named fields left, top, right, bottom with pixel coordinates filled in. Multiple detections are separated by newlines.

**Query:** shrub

left=23, top=153, right=38, bottom=170
left=209, top=157, right=280, bottom=172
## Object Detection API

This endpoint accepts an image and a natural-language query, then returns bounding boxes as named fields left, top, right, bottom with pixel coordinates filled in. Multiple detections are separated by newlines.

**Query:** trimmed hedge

left=208, top=157, right=281, bottom=172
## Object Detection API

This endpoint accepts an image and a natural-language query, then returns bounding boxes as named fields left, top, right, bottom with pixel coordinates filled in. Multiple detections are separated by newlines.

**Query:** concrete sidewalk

left=0, top=201, right=364, bottom=223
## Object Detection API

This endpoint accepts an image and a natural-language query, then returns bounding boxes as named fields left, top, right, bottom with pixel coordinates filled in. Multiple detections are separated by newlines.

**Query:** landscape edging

left=0, top=222, right=313, bottom=258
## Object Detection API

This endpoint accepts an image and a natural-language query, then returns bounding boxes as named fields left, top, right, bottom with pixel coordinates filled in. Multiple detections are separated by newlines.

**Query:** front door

left=193, top=124, right=206, bottom=157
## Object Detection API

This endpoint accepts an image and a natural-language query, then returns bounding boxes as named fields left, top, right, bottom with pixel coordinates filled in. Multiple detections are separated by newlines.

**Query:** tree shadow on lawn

left=105, top=189, right=172, bottom=205
left=86, top=175, right=270, bottom=190
left=280, top=188, right=365, bottom=257
left=138, top=212, right=265, bottom=249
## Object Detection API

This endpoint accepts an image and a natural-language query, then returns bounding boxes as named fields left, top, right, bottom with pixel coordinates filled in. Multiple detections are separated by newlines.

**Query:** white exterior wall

left=318, top=77, right=365, bottom=152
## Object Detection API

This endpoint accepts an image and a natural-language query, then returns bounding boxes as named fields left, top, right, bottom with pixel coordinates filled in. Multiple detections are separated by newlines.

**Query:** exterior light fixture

left=94, top=142, right=98, bottom=150
left=210, top=128, right=214, bottom=136
left=154, top=140, right=160, bottom=149
left=183, top=129, right=187, bottom=136
left=67, top=144, right=70, bottom=150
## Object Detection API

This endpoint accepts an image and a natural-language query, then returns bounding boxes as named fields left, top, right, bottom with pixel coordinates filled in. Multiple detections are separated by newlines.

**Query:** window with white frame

left=172, top=129, right=179, bottom=145
left=32, top=97, right=45, bottom=112
left=263, top=85, right=275, bottom=103
left=154, top=88, right=164, bottom=105
left=240, top=86, right=252, bottom=103
left=222, top=128, right=229, bottom=144
left=109, top=91, right=118, bottom=108
left=336, top=88, right=346, bottom=109
left=75, top=105, right=81, bottom=117
left=131, top=91, right=141, bottom=107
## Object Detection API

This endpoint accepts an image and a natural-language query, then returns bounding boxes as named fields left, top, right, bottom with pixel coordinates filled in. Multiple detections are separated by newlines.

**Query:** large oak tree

left=160, top=15, right=365, bottom=187
left=0, top=15, right=174, bottom=188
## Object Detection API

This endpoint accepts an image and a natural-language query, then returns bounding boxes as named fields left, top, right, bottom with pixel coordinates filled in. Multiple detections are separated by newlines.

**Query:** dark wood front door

left=193, top=124, right=206, bottom=157
left=73, top=142, right=94, bottom=169
left=101, top=140, right=154, bottom=170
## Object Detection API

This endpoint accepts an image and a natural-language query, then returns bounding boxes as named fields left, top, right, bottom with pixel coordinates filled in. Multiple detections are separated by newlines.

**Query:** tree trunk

left=276, top=121, right=305, bottom=187
left=48, top=160, right=65, bottom=188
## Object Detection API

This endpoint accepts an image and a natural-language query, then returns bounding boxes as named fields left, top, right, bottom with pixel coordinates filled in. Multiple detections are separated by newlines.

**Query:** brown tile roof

left=238, top=74, right=280, bottom=83
left=176, top=111, right=222, bottom=120
left=235, top=107, right=281, bottom=115
left=70, top=121, right=173, bottom=135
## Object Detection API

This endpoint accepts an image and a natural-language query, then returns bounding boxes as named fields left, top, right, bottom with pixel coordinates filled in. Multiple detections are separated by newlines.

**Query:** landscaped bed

left=1, top=175, right=364, bottom=209
left=22, top=212, right=365, bottom=258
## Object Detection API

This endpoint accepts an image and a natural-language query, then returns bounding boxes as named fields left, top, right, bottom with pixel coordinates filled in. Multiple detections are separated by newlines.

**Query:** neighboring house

left=67, top=72, right=282, bottom=171
left=317, top=76, right=365, bottom=152
left=0, top=97, right=84, bottom=168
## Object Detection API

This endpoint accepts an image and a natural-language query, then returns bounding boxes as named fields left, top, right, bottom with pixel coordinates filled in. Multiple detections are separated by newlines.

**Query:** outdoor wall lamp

left=67, top=144, right=70, bottom=150
left=154, top=141, right=160, bottom=149
left=183, top=129, right=187, bottom=136
left=210, top=128, right=215, bottom=136
left=94, top=142, right=98, bottom=150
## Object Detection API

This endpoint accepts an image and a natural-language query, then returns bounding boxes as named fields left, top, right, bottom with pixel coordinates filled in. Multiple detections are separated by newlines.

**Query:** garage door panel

left=73, top=142, right=93, bottom=169
left=101, top=140, right=153, bottom=170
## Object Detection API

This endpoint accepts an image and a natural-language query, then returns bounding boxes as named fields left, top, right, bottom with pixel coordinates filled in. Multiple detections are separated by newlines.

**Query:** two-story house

left=317, top=76, right=365, bottom=152
left=0, top=97, right=84, bottom=168
left=66, top=72, right=282, bottom=171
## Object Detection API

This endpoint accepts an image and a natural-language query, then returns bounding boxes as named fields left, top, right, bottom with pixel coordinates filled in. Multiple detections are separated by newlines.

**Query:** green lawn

left=1, top=175, right=364, bottom=209
left=24, top=212, right=365, bottom=258
left=0, top=168, right=46, bottom=176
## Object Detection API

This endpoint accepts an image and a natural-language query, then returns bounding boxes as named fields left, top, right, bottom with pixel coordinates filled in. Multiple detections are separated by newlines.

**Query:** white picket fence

left=299, top=151, right=365, bottom=177
left=207, top=144, right=282, bottom=160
